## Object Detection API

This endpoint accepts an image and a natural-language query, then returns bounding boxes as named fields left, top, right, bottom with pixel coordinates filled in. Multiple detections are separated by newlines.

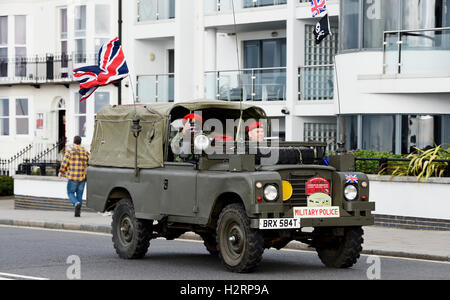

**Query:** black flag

left=314, top=13, right=331, bottom=45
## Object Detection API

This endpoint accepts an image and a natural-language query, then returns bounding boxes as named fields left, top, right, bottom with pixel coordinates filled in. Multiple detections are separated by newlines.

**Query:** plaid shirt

left=59, top=145, right=90, bottom=181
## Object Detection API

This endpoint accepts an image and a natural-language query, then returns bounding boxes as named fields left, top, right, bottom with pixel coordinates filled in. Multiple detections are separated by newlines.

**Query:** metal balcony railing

left=0, top=53, right=98, bottom=85
left=137, top=0, right=176, bottom=21
left=0, top=140, right=64, bottom=176
left=136, top=74, right=175, bottom=103
left=205, top=0, right=286, bottom=13
left=383, top=27, right=450, bottom=75
left=298, top=64, right=334, bottom=101
left=205, top=67, right=286, bottom=102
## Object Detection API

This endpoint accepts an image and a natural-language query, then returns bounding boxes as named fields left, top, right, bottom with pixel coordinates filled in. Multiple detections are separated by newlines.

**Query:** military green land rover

left=86, top=100, right=375, bottom=273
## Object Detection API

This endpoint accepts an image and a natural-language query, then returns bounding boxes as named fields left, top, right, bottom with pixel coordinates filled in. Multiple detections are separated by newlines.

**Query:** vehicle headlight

left=344, top=185, right=358, bottom=201
left=194, top=134, right=210, bottom=152
left=264, top=185, right=278, bottom=202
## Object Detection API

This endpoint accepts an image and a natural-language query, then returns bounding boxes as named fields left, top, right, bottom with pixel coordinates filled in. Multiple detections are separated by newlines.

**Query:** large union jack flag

left=310, top=0, right=327, bottom=17
left=73, top=37, right=129, bottom=102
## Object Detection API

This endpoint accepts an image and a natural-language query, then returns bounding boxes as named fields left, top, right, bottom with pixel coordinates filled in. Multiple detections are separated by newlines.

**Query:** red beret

left=183, top=113, right=203, bottom=124
left=247, top=121, right=264, bottom=132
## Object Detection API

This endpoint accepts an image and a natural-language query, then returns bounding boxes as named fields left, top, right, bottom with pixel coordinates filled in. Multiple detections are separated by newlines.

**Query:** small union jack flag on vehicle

left=310, top=0, right=327, bottom=17
left=345, top=174, right=359, bottom=184
left=73, top=37, right=129, bottom=102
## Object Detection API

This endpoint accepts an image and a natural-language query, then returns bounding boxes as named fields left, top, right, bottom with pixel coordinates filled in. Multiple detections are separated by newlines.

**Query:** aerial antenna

left=231, top=0, right=244, bottom=143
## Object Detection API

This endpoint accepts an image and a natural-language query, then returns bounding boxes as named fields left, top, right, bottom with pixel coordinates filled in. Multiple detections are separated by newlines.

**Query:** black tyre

left=314, top=226, right=364, bottom=268
left=199, top=232, right=219, bottom=256
left=112, top=199, right=153, bottom=259
left=216, top=203, right=264, bottom=273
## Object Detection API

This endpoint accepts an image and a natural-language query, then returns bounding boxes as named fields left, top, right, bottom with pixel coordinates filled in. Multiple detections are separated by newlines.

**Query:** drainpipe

left=117, top=0, right=123, bottom=105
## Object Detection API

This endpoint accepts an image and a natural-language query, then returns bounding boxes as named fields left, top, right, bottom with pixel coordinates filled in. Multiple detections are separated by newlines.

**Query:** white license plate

left=259, top=218, right=301, bottom=230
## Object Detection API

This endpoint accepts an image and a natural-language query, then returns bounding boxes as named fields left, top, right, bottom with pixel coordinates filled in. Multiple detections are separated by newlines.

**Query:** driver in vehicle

left=170, top=113, right=203, bottom=162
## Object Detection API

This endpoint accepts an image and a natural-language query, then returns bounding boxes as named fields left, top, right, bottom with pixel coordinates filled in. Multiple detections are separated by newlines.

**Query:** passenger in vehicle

left=170, top=113, right=203, bottom=162
left=247, top=121, right=265, bottom=142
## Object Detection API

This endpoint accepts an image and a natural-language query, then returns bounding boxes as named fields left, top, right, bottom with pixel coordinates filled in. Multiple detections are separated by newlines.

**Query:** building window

left=344, top=115, right=359, bottom=151
left=242, top=38, right=286, bottom=101
left=362, top=115, right=396, bottom=153
left=74, top=94, right=86, bottom=137
left=94, top=5, right=111, bottom=63
left=137, top=0, right=175, bottom=22
left=300, top=25, right=338, bottom=101
left=305, top=25, right=338, bottom=66
left=59, top=7, right=68, bottom=75
left=14, top=16, right=26, bottom=77
left=340, top=0, right=450, bottom=51
left=74, top=5, right=86, bottom=63
left=0, top=98, right=9, bottom=136
left=94, top=92, right=110, bottom=114
left=304, top=123, right=337, bottom=152
left=95, top=5, right=110, bottom=35
left=15, top=98, right=29, bottom=135
left=0, top=16, right=8, bottom=77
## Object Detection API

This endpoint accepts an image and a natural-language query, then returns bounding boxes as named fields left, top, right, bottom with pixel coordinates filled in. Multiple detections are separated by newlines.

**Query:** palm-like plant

left=390, top=144, right=450, bottom=181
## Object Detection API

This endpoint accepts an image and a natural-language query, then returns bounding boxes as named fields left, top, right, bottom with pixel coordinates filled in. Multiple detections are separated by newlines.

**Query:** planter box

left=13, top=175, right=89, bottom=212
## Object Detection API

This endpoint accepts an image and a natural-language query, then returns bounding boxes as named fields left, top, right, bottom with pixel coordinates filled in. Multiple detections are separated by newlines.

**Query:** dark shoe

left=75, top=203, right=81, bottom=217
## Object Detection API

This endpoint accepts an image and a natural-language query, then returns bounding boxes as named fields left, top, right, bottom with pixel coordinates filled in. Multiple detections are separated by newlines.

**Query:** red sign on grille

left=306, top=177, right=330, bottom=196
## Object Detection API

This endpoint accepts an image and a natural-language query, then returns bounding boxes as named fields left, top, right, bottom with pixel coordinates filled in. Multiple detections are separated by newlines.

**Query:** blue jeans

left=67, top=180, right=86, bottom=207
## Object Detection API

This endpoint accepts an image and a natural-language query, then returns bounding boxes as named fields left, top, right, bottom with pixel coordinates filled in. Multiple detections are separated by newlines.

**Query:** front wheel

left=111, top=199, right=153, bottom=259
left=314, top=226, right=364, bottom=268
left=216, top=203, right=264, bottom=273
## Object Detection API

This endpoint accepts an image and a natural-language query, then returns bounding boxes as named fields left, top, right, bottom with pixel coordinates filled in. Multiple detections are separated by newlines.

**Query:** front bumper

left=249, top=201, right=375, bottom=229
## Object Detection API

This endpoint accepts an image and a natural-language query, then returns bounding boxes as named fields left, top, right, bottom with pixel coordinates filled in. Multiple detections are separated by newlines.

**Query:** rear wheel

left=216, top=203, right=264, bottom=273
left=314, top=226, right=364, bottom=268
left=112, top=199, right=153, bottom=259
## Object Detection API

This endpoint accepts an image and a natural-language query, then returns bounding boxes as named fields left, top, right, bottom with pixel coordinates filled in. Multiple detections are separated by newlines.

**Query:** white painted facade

left=0, top=0, right=118, bottom=160
left=1, top=0, right=449, bottom=163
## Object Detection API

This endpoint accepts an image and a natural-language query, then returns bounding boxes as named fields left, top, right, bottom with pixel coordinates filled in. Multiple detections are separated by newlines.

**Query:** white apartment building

left=1, top=0, right=449, bottom=172
left=0, top=0, right=119, bottom=162
left=125, top=0, right=450, bottom=154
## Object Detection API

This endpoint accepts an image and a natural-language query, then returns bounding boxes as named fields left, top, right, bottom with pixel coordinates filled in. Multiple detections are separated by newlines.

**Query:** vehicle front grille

left=285, top=174, right=312, bottom=207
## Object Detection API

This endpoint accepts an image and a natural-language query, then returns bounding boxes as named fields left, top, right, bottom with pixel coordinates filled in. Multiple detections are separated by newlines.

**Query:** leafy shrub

left=391, top=144, right=450, bottom=181
left=0, top=176, right=13, bottom=196
left=351, top=150, right=404, bottom=175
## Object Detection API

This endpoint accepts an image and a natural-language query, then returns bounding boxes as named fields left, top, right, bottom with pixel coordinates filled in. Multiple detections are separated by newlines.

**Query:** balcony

left=136, top=74, right=175, bottom=103
left=205, top=0, right=287, bottom=13
left=0, top=53, right=97, bottom=86
left=298, top=65, right=334, bottom=101
left=205, top=67, right=286, bottom=101
left=137, top=0, right=176, bottom=22
left=383, top=27, right=450, bottom=75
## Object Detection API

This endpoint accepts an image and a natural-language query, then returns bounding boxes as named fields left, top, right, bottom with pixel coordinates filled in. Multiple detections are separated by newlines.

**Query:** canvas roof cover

left=89, top=100, right=266, bottom=169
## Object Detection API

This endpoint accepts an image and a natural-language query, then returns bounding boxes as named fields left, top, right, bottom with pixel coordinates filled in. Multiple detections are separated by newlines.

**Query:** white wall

left=14, top=175, right=86, bottom=200
left=134, top=38, right=174, bottom=75
left=370, top=176, right=450, bottom=220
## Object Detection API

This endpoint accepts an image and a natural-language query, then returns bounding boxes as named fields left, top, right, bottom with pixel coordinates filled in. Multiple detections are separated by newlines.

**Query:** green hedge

left=351, top=150, right=405, bottom=175
left=0, top=176, right=14, bottom=196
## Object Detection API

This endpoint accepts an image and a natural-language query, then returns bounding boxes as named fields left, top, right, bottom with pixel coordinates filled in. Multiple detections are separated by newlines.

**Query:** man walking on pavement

left=58, top=136, right=90, bottom=217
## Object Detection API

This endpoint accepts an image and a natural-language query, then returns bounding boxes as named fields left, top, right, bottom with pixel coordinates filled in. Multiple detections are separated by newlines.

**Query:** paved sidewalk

left=0, top=199, right=448, bottom=262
